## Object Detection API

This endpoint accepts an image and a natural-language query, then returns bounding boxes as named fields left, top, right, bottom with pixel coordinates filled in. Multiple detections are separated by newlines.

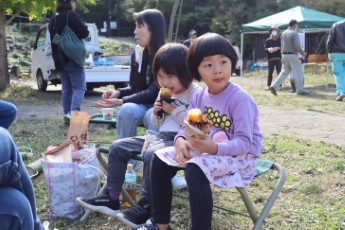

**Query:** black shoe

left=117, top=199, right=151, bottom=229
left=76, top=193, right=120, bottom=217
left=296, top=91, right=308, bottom=96
left=269, top=86, right=277, bottom=96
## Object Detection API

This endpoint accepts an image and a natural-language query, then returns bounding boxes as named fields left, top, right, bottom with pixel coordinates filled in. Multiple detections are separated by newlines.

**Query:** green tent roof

left=242, top=6, right=344, bottom=33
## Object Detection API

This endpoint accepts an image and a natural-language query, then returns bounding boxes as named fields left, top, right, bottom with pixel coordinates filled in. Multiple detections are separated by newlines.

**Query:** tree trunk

left=0, top=10, right=9, bottom=91
left=167, top=0, right=180, bottom=42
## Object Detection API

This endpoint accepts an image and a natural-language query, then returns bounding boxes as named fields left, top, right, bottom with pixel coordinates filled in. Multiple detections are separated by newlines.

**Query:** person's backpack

left=53, top=11, right=86, bottom=68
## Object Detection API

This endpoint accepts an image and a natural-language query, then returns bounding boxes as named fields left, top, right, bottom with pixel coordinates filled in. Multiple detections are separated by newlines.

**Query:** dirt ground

left=13, top=77, right=345, bottom=149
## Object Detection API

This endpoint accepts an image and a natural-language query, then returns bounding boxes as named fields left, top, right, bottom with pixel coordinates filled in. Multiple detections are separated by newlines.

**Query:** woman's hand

left=188, top=135, right=217, bottom=155
left=96, top=98, right=123, bottom=107
left=102, top=90, right=120, bottom=100
left=175, top=137, right=192, bottom=163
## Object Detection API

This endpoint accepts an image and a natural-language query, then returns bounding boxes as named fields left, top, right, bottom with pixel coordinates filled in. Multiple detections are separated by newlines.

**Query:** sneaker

left=171, top=174, right=187, bottom=190
left=63, top=114, right=71, bottom=125
left=265, top=86, right=270, bottom=91
left=269, top=86, right=277, bottom=96
left=117, top=199, right=151, bottom=229
left=336, top=94, right=345, bottom=101
left=76, top=193, right=120, bottom=217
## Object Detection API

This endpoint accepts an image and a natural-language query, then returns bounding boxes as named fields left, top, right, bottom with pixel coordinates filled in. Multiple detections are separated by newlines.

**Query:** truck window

left=36, top=29, right=47, bottom=48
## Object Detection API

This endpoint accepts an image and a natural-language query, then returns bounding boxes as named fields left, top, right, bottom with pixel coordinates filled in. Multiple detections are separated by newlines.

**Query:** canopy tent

left=242, top=6, right=344, bottom=34
left=239, top=6, right=344, bottom=75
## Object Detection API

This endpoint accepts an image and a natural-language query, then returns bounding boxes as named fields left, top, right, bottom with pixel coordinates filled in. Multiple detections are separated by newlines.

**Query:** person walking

left=264, top=26, right=282, bottom=90
left=49, top=0, right=90, bottom=122
left=327, top=19, right=345, bottom=101
left=268, top=19, right=307, bottom=96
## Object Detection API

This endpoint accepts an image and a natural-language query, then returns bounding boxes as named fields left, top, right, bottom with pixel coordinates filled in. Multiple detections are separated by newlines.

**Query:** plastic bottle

left=122, top=163, right=137, bottom=207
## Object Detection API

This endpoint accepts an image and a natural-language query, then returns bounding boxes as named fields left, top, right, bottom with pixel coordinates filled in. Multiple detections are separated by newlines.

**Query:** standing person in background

left=327, top=19, right=345, bottom=101
left=232, top=42, right=242, bottom=76
left=0, top=100, right=17, bottom=129
left=183, top=29, right=197, bottom=48
left=49, top=0, right=90, bottom=122
left=268, top=19, right=307, bottom=96
left=0, top=128, right=42, bottom=230
left=264, top=26, right=282, bottom=90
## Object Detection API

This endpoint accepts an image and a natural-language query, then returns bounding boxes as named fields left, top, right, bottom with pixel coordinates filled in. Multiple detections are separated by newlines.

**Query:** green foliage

left=99, top=37, right=134, bottom=56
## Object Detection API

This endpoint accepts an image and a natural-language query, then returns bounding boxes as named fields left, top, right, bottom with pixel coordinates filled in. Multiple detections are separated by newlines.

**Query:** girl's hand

left=161, top=101, right=175, bottom=115
left=175, top=137, right=192, bottom=163
left=96, top=98, right=123, bottom=107
left=102, top=90, right=120, bottom=100
left=153, top=98, right=163, bottom=115
left=188, top=135, right=217, bottom=155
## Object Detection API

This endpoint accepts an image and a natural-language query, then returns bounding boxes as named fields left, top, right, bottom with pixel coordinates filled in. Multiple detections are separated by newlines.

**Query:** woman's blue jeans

left=116, top=103, right=158, bottom=139
left=0, top=128, right=42, bottom=230
left=0, top=100, right=17, bottom=129
left=59, top=61, right=86, bottom=115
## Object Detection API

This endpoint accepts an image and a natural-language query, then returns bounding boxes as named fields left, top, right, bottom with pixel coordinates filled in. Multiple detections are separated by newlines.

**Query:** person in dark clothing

left=48, top=0, right=90, bottom=120
left=96, top=9, right=166, bottom=138
left=264, top=25, right=282, bottom=90
left=183, top=29, right=197, bottom=48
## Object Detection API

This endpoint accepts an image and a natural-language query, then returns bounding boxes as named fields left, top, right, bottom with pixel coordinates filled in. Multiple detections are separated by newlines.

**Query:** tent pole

left=240, top=33, right=244, bottom=77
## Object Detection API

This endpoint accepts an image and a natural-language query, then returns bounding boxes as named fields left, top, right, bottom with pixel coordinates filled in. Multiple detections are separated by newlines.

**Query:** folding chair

left=89, top=113, right=117, bottom=127
left=82, top=147, right=285, bottom=230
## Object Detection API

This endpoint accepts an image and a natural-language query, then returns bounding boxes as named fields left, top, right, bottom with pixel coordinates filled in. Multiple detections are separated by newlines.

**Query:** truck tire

left=36, top=70, right=47, bottom=92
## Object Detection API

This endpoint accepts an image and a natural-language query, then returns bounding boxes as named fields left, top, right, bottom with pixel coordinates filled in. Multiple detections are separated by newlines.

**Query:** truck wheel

left=36, top=71, right=47, bottom=92
left=114, top=83, right=127, bottom=89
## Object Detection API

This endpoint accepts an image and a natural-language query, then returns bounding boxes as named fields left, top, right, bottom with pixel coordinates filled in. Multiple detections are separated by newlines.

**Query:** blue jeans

left=332, top=53, right=345, bottom=95
left=0, top=128, right=42, bottom=230
left=0, top=100, right=17, bottom=129
left=59, top=61, right=86, bottom=115
left=116, top=103, right=158, bottom=138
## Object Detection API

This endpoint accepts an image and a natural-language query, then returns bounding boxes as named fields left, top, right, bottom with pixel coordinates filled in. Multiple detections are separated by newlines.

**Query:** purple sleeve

left=217, top=99, right=258, bottom=156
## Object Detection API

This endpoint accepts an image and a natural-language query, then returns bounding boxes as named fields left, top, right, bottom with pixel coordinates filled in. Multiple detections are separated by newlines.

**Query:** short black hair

left=152, top=43, right=193, bottom=89
left=134, top=9, right=166, bottom=54
left=289, top=19, right=298, bottom=27
left=187, top=33, right=238, bottom=81
left=57, top=0, right=73, bottom=12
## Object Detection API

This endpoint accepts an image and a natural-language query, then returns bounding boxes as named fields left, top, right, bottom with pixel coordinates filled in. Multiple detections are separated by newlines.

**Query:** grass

left=5, top=69, right=345, bottom=229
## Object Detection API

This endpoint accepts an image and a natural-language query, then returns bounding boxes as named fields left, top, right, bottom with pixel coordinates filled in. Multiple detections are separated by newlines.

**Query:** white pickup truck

left=31, top=23, right=131, bottom=92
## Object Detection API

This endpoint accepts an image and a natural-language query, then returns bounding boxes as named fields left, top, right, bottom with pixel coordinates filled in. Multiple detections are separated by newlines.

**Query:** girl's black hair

left=57, top=0, right=73, bottom=12
left=152, top=43, right=193, bottom=89
left=134, top=9, right=166, bottom=54
left=187, top=33, right=238, bottom=81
